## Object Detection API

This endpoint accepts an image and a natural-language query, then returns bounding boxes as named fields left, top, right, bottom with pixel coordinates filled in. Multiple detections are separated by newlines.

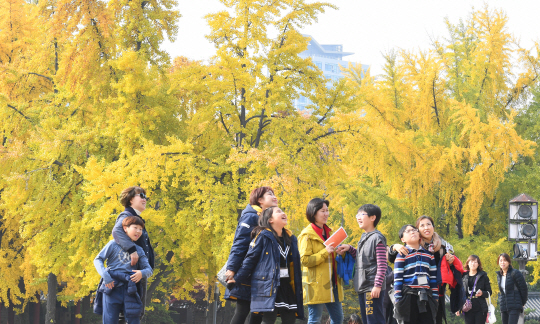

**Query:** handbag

left=92, top=278, right=104, bottom=315
left=486, top=292, right=496, bottom=323
left=217, top=263, right=228, bottom=287
left=462, top=275, right=479, bottom=312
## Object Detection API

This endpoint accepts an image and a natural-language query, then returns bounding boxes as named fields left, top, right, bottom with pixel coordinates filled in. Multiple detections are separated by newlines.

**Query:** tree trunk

left=74, top=300, right=81, bottom=324
left=45, top=272, right=57, bottom=324
left=32, top=293, right=41, bottom=324
left=7, top=304, right=14, bottom=324
left=80, top=295, right=90, bottom=324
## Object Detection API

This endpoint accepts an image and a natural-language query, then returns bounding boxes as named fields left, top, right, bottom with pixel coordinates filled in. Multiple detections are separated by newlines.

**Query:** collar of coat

left=299, top=223, right=332, bottom=243
left=463, top=270, right=486, bottom=279
left=250, top=228, right=292, bottom=247
left=124, top=207, right=145, bottom=223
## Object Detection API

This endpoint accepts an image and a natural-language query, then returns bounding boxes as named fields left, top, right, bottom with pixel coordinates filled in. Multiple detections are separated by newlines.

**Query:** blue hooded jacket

left=336, top=252, right=355, bottom=285
left=225, top=204, right=260, bottom=301
left=234, top=229, right=304, bottom=319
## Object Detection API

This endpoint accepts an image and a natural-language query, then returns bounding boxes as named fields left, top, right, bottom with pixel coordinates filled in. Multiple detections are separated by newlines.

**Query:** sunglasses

left=137, top=193, right=149, bottom=200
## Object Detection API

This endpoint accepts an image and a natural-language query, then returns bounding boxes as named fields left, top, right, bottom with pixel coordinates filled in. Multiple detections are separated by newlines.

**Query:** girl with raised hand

left=229, top=207, right=304, bottom=324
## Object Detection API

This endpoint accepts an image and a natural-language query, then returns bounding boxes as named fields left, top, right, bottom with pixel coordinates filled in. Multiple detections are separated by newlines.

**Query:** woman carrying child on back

left=228, top=207, right=304, bottom=324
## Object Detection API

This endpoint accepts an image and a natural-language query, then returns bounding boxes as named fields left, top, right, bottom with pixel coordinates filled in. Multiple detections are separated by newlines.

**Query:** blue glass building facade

left=295, top=35, right=368, bottom=111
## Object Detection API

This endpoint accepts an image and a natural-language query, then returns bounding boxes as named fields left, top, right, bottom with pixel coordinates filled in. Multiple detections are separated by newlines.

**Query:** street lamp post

left=508, top=193, right=538, bottom=274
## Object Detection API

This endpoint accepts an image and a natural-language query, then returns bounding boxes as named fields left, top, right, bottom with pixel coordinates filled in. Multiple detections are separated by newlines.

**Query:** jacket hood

left=242, top=204, right=259, bottom=217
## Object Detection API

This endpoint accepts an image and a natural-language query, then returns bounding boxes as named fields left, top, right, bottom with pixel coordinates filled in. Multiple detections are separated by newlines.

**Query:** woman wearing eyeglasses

left=387, top=215, right=456, bottom=324
left=111, top=186, right=155, bottom=317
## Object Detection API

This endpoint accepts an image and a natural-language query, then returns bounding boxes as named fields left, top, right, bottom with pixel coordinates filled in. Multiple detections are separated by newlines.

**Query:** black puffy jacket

left=462, top=271, right=492, bottom=313
left=497, top=267, right=528, bottom=312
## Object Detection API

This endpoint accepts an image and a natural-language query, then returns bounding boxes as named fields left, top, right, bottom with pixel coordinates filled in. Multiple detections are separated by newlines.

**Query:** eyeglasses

left=404, top=228, right=419, bottom=234
left=137, top=193, right=148, bottom=200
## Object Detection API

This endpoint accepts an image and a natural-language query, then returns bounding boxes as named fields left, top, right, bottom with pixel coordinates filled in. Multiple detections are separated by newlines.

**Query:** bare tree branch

left=6, top=104, right=31, bottom=121
left=219, top=111, right=230, bottom=135
left=28, top=72, right=53, bottom=82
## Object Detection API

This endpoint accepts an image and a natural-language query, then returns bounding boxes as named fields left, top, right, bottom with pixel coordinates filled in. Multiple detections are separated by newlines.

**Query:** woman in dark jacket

left=225, top=187, right=278, bottom=324
left=497, top=253, right=528, bottom=324
left=388, top=215, right=456, bottom=324
left=230, top=207, right=304, bottom=324
left=460, top=255, right=492, bottom=324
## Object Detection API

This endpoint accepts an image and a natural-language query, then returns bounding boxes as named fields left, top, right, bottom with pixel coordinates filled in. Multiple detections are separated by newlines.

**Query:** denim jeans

left=307, top=286, right=343, bottom=324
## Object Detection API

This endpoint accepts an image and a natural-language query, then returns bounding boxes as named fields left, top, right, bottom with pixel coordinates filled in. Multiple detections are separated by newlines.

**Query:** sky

left=161, top=0, right=540, bottom=76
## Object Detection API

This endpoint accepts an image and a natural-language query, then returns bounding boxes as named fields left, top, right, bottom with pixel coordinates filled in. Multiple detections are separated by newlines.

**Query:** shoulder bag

left=486, top=291, right=496, bottom=323
left=462, top=275, right=479, bottom=312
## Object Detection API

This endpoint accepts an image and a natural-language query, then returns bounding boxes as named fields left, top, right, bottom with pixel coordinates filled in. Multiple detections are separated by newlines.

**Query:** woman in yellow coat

left=298, top=198, right=344, bottom=324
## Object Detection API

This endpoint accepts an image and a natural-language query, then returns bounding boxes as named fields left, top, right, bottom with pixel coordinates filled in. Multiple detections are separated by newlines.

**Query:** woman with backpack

left=497, top=253, right=528, bottom=324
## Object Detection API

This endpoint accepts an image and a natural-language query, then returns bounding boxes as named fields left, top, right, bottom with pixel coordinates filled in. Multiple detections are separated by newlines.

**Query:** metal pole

left=213, top=282, right=219, bottom=324
left=517, top=259, right=528, bottom=276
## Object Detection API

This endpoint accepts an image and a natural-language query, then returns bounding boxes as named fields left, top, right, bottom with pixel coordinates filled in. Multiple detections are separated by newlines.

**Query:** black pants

left=464, top=310, right=487, bottom=324
left=501, top=309, right=522, bottom=324
left=405, top=295, right=433, bottom=324
left=230, top=299, right=263, bottom=324
left=435, top=295, right=444, bottom=324
left=261, top=309, right=296, bottom=324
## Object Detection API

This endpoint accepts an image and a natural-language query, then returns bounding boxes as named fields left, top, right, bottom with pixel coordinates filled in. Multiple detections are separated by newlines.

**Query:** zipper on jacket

left=329, top=254, right=334, bottom=302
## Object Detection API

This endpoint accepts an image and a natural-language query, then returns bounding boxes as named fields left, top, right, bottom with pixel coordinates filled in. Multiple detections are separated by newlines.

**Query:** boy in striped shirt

left=394, top=224, right=438, bottom=324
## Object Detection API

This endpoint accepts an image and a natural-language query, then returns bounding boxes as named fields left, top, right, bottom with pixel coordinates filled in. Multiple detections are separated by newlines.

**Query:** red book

left=324, top=227, right=348, bottom=247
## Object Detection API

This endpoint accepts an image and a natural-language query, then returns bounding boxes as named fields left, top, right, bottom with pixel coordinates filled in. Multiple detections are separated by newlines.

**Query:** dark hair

left=252, top=207, right=291, bottom=245
left=416, top=215, right=435, bottom=228
left=249, top=186, right=274, bottom=207
left=497, top=253, right=513, bottom=272
left=464, top=255, right=483, bottom=272
left=358, top=204, right=382, bottom=227
left=348, top=314, right=362, bottom=324
left=122, top=215, right=145, bottom=229
left=120, top=186, right=146, bottom=207
left=306, top=198, right=330, bottom=224
left=399, top=224, right=416, bottom=239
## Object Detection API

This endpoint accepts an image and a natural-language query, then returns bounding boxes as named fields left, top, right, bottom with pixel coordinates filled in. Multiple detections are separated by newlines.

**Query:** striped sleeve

left=428, top=253, right=439, bottom=300
left=374, top=242, right=387, bottom=288
left=347, top=244, right=357, bottom=259
left=394, top=253, right=405, bottom=300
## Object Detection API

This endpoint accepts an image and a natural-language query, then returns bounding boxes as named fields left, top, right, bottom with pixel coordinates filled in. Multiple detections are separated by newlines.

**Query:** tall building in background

left=295, top=35, right=368, bottom=111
